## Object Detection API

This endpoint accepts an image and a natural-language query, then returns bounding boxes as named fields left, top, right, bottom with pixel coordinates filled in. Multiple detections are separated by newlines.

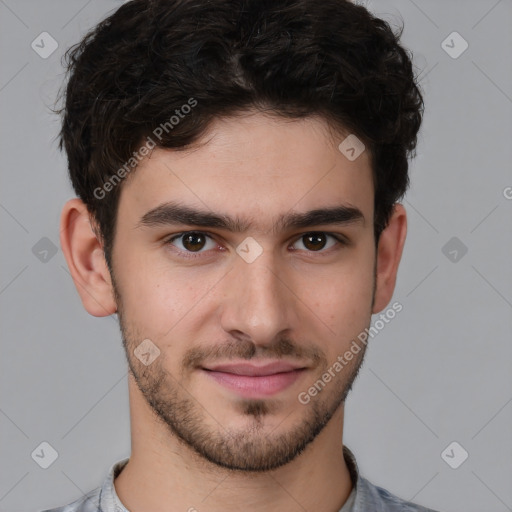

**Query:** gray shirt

left=40, top=446, right=440, bottom=512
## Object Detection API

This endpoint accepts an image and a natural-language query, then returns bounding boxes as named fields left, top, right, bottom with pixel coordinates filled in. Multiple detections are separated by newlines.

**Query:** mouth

left=201, top=361, right=308, bottom=398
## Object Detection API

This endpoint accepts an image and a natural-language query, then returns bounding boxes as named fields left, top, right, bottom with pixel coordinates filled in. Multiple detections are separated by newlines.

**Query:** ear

left=59, top=198, right=117, bottom=317
left=372, top=203, right=407, bottom=314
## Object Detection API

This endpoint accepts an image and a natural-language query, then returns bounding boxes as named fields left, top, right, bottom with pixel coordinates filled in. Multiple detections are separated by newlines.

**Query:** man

left=43, top=0, right=439, bottom=510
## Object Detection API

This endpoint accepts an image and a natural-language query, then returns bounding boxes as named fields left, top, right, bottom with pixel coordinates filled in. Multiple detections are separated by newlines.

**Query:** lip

left=204, top=361, right=305, bottom=376
left=201, top=360, right=307, bottom=398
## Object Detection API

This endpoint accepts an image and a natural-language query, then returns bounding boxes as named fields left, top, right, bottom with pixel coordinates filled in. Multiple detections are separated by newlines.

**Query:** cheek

left=314, top=276, right=372, bottom=326
left=118, top=257, right=220, bottom=339
left=305, top=253, right=375, bottom=343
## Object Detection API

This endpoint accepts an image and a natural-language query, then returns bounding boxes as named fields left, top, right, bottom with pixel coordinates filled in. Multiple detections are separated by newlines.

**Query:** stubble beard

left=111, top=271, right=372, bottom=473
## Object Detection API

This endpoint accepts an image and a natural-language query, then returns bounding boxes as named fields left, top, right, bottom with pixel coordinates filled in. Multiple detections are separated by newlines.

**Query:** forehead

left=118, top=112, right=374, bottom=231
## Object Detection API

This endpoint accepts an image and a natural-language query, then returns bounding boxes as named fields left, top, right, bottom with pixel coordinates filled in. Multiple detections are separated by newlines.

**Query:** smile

left=201, top=361, right=307, bottom=398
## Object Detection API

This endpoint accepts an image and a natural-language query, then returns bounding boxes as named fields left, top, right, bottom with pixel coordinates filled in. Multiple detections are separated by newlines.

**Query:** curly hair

left=55, top=0, right=424, bottom=273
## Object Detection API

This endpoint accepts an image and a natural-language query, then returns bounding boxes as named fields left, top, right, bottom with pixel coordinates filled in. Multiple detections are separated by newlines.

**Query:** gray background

left=1, top=1, right=511, bottom=511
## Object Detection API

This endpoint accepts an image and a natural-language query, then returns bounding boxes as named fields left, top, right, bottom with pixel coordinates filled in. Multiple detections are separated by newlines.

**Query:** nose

left=219, top=248, right=296, bottom=347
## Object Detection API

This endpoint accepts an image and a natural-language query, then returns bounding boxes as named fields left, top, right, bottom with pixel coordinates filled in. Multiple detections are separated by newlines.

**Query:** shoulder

left=357, top=475, right=441, bottom=512
left=38, top=486, right=102, bottom=512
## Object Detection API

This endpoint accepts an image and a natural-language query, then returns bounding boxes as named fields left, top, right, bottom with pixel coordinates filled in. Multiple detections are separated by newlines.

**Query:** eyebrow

left=136, top=201, right=365, bottom=234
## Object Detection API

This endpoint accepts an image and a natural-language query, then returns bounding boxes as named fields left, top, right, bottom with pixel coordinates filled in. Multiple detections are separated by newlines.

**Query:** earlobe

left=59, top=198, right=117, bottom=317
left=372, top=203, right=407, bottom=314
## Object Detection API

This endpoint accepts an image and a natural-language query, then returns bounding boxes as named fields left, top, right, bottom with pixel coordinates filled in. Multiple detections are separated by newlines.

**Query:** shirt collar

left=102, top=445, right=361, bottom=512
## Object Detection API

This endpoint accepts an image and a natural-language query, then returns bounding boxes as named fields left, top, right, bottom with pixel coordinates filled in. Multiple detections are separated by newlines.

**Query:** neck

left=114, top=375, right=353, bottom=512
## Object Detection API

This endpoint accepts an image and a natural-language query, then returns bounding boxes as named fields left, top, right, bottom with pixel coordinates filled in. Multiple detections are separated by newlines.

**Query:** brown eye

left=166, top=231, right=216, bottom=255
left=292, top=232, right=342, bottom=253
left=302, top=233, right=328, bottom=251
left=182, top=232, right=207, bottom=252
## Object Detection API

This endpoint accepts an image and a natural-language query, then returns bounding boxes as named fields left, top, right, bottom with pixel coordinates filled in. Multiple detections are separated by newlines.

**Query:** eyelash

left=163, top=231, right=348, bottom=260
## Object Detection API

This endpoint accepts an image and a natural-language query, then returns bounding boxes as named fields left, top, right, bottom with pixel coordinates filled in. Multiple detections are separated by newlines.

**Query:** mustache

left=183, top=336, right=326, bottom=370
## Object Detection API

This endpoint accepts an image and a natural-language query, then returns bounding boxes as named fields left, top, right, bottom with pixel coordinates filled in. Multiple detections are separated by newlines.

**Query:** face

left=110, top=111, right=377, bottom=471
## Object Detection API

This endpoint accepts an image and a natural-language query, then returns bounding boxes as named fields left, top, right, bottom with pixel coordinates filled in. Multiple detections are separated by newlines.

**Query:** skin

left=60, top=110, right=407, bottom=512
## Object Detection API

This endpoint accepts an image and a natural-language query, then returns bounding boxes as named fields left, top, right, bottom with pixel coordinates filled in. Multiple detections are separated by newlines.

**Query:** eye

left=165, top=231, right=218, bottom=257
left=164, top=230, right=346, bottom=259
left=291, top=232, right=344, bottom=253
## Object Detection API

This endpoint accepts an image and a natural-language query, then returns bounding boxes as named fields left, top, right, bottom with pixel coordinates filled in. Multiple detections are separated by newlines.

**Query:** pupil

left=305, top=233, right=326, bottom=251
left=183, top=233, right=205, bottom=252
